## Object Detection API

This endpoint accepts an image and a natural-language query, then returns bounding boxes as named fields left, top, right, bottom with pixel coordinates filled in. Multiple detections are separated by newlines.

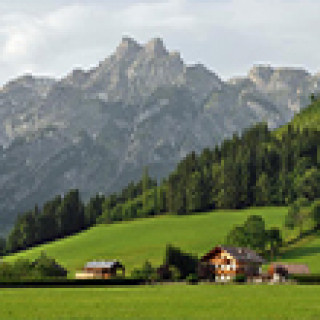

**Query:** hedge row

left=290, top=274, right=320, bottom=284
left=0, top=278, right=146, bottom=287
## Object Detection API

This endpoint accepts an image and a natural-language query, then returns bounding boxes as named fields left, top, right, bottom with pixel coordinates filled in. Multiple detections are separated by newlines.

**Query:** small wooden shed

left=268, top=263, right=310, bottom=280
left=76, top=260, right=125, bottom=279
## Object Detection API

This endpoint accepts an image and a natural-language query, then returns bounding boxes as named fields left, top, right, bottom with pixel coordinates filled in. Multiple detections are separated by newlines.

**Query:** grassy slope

left=5, top=207, right=287, bottom=275
left=275, top=99, right=320, bottom=270
left=1, top=286, right=320, bottom=320
left=277, top=231, right=320, bottom=273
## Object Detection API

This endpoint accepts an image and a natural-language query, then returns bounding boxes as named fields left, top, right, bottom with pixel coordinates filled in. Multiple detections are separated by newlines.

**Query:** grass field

left=0, top=285, right=320, bottom=320
left=5, top=207, right=287, bottom=275
left=278, top=231, right=320, bottom=273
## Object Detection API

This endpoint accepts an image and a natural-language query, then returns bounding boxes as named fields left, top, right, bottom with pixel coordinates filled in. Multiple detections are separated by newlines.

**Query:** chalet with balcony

left=201, top=246, right=265, bottom=282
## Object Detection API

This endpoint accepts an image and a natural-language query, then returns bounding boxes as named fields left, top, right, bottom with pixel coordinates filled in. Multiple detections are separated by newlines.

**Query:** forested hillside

left=1, top=37, right=320, bottom=234
left=2, top=97, right=319, bottom=255
left=288, top=96, right=320, bottom=130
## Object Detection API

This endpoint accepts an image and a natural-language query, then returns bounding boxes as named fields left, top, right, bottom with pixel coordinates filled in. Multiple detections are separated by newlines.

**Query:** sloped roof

left=84, top=260, right=123, bottom=269
left=271, top=263, right=310, bottom=274
left=202, top=246, right=265, bottom=264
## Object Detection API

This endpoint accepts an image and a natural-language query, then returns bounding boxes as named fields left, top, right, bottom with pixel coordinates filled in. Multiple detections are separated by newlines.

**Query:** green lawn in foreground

left=0, top=285, right=319, bottom=320
left=5, top=207, right=287, bottom=275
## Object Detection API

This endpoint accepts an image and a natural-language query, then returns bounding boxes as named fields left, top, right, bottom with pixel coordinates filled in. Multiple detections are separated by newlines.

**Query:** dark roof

left=84, top=260, right=123, bottom=269
left=271, top=263, right=310, bottom=274
left=202, top=246, right=265, bottom=264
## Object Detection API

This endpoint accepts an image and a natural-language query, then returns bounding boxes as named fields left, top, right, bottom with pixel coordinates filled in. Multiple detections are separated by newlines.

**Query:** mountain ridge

left=0, top=37, right=319, bottom=233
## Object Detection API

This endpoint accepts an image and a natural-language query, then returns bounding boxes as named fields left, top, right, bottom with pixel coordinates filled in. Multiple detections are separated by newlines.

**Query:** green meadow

left=5, top=207, right=287, bottom=275
left=279, top=231, right=320, bottom=273
left=0, top=285, right=320, bottom=320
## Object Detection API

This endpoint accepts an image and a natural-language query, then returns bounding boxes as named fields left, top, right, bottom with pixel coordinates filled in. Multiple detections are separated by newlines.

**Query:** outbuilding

left=268, top=263, right=310, bottom=282
left=75, top=260, right=125, bottom=279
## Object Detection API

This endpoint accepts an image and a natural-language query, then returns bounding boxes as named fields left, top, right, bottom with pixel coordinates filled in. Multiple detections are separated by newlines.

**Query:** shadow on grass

left=281, top=231, right=320, bottom=260
left=282, top=246, right=320, bottom=260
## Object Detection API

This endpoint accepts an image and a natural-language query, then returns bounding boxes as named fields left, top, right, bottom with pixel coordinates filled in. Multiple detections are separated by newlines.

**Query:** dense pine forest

left=1, top=98, right=320, bottom=255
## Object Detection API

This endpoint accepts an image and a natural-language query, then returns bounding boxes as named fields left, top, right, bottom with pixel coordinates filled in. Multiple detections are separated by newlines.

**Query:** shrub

left=186, top=273, right=198, bottom=284
left=165, top=244, right=198, bottom=279
left=0, top=253, right=67, bottom=280
left=234, top=274, right=246, bottom=283
left=289, top=274, right=320, bottom=284
left=130, top=260, right=156, bottom=281
left=0, top=262, right=14, bottom=280
left=156, top=264, right=181, bottom=281
left=169, top=265, right=181, bottom=281
left=31, top=252, right=67, bottom=278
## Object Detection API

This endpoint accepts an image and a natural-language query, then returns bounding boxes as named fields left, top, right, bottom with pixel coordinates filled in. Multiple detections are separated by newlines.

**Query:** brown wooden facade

left=76, top=260, right=125, bottom=279
left=83, top=267, right=120, bottom=279
left=201, top=246, right=264, bottom=281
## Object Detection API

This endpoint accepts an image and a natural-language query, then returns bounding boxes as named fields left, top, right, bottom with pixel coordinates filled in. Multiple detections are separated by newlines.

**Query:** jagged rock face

left=0, top=37, right=319, bottom=233
left=247, top=65, right=320, bottom=116
left=0, top=75, right=56, bottom=146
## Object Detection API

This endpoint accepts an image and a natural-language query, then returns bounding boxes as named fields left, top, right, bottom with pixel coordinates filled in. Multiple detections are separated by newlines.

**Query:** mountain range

left=1, top=36, right=319, bottom=233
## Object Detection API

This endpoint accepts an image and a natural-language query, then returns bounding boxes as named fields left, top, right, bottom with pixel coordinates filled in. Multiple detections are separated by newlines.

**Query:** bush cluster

left=0, top=252, right=67, bottom=280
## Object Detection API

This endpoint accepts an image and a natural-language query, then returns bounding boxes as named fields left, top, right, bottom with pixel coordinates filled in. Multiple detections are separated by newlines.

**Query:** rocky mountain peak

left=116, top=36, right=142, bottom=57
left=248, top=64, right=274, bottom=84
left=187, top=63, right=220, bottom=80
left=3, top=74, right=36, bottom=90
left=144, top=37, right=167, bottom=57
left=1, top=74, right=55, bottom=96
left=249, top=64, right=311, bottom=85
left=62, top=68, right=90, bottom=88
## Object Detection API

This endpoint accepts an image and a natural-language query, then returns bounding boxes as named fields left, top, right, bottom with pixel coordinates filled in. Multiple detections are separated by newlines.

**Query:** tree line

left=0, top=252, right=67, bottom=280
left=3, top=171, right=158, bottom=253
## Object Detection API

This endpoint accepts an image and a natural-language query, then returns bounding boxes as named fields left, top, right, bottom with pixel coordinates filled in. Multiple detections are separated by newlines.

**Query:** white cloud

left=120, top=0, right=197, bottom=30
left=0, top=0, right=320, bottom=86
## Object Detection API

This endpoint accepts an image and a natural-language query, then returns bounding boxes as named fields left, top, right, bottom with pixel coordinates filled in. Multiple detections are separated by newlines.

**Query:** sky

left=1, top=0, right=320, bottom=86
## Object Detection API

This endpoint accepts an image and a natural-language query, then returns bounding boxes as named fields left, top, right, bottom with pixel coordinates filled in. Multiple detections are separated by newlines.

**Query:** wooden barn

left=75, top=260, right=125, bottom=279
left=200, top=246, right=265, bottom=282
